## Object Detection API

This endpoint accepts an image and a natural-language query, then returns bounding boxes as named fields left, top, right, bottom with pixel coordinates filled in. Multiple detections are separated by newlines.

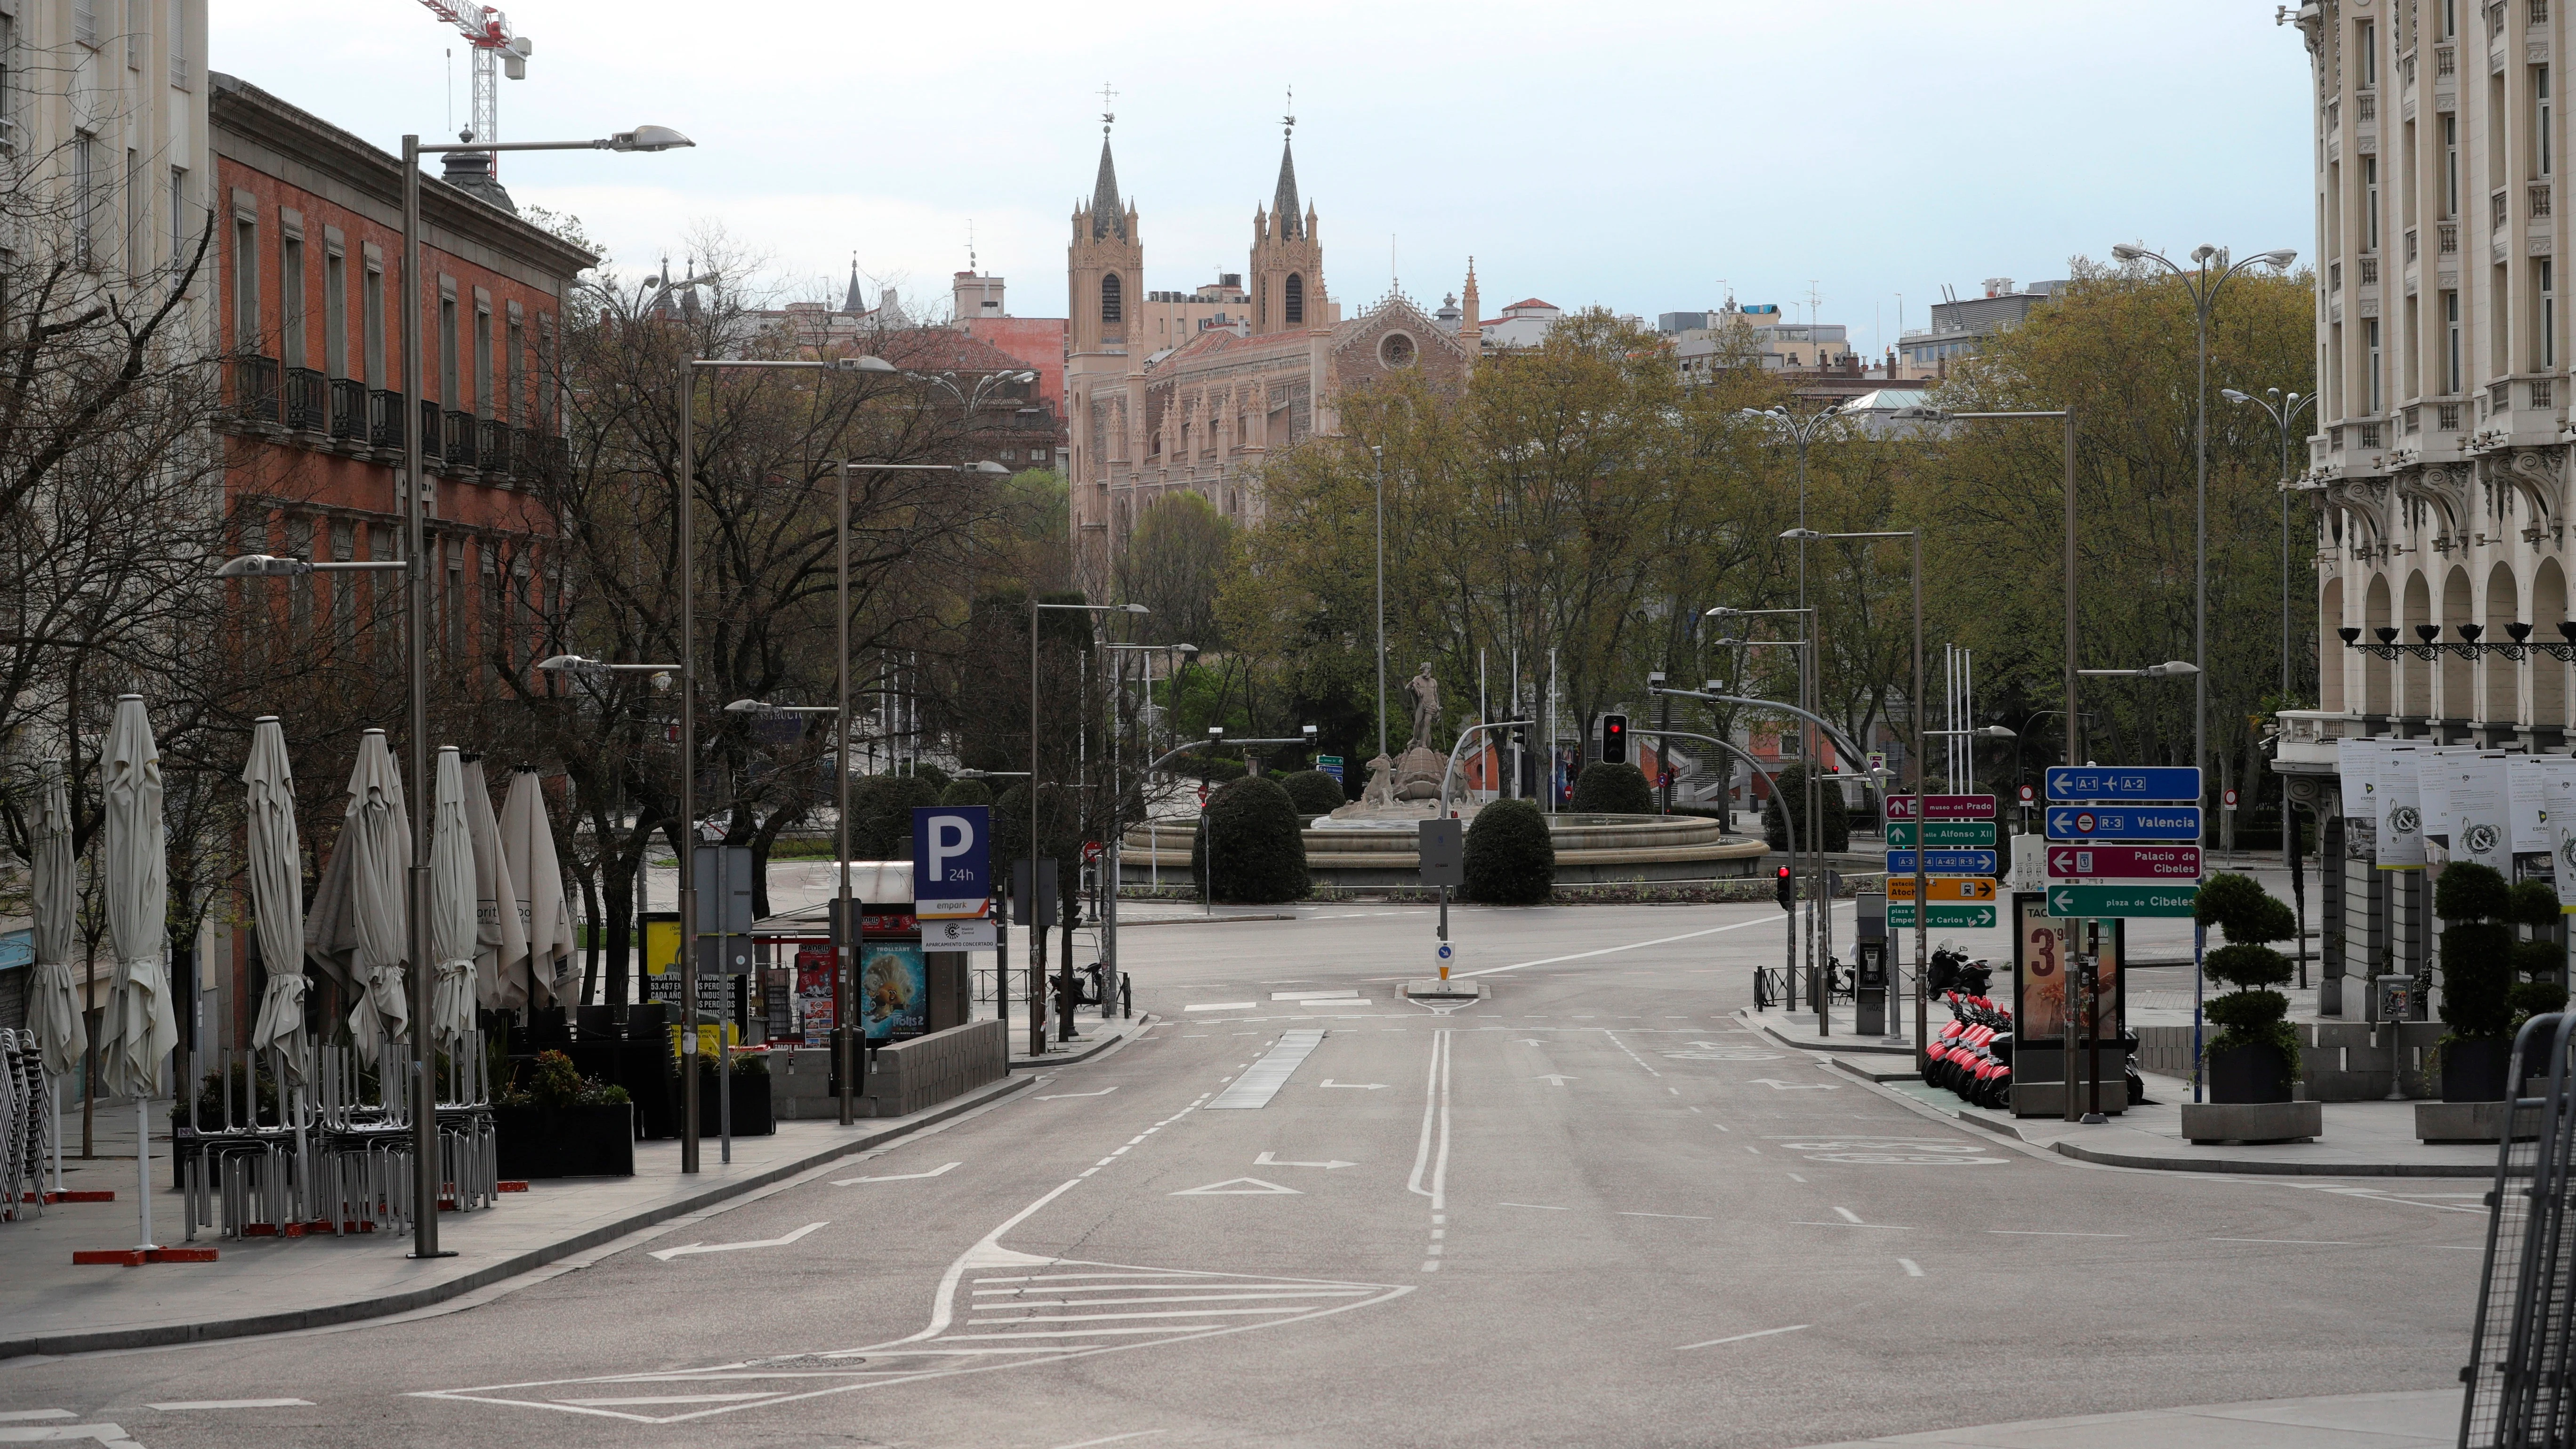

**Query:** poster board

left=2010, top=893, right=2124, bottom=1045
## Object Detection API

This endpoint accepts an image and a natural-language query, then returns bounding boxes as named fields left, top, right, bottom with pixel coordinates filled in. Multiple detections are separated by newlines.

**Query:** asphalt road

left=0, top=902, right=2477, bottom=1447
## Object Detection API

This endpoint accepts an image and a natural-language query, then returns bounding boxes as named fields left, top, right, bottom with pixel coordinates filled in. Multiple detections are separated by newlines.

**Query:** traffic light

left=1774, top=865, right=1794, bottom=911
left=1602, top=713, right=1627, bottom=764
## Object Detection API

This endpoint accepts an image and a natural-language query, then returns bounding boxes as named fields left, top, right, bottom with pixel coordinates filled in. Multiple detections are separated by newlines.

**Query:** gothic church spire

left=1092, top=86, right=1126, bottom=240
left=1273, top=92, right=1301, bottom=240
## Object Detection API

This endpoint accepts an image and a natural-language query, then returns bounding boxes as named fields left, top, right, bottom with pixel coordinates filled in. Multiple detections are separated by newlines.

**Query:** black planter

left=693, top=1071, right=775, bottom=1136
left=2443, top=1036, right=2515, bottom=1103
left=2208, top=1043, right=2294, bottom=1104
left=494, top=1101, right=636, bottom=1178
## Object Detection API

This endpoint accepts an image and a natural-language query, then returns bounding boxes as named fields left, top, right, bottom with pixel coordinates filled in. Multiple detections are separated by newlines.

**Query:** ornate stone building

left=1063, top=113, right=1477, bottom=596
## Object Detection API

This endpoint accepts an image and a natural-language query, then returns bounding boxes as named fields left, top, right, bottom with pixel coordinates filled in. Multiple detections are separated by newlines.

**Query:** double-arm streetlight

left=2222, top=386, right=2318, bottom=699
left=1032, top=601, right=1148, bottom=1048
left=1100, top=641, right=1198, bottom=993
left=1739, top=406, right=1844, bottom=982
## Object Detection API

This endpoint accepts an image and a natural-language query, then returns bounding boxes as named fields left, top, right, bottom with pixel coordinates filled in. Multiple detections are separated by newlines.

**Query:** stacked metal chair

left=314, top=1043, right=414, bottom=1236
left=0, top=1028, right=38, bottom=1221
left=434, top=1033, right=497, bottom=1213
left=178, top=1045, right=304, bottom=1240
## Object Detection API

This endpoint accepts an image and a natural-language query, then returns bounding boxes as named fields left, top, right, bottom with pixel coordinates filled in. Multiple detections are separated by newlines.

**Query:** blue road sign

left=2045, top=804, right=2203, bottom=842
left=912, top=805, right=993, bottom=919
left=2044, top=765, right=2203, bottom=803
left=1886, top=848, right=2001, bottom=876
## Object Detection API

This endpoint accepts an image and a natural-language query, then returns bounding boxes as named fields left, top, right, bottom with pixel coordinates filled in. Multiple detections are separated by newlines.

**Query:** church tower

left=1248, top=102, right=1325, bottom=336
left=1069, top=110, right=1142, bottom=355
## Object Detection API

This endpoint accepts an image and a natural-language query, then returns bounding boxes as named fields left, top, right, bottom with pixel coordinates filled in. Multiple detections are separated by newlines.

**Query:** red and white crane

left=416, top=2, right=531, bottom=161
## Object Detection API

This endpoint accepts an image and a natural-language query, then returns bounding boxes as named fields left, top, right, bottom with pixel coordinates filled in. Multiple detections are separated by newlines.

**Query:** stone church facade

left=1064, top=117, right=1478, bottom=596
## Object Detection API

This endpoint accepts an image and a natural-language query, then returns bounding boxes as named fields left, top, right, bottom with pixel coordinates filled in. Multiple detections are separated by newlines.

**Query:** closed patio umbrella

left=94, top=696, right=173, bottom=1251
left=341, top=730, right=411, bottom=1065
left=427, top=748, right=479, bottom=1046
left=499, top=769, right=575, bottom=1007
left=28, top=757, right=78, bottom=1193
left=243, top=719, right=310, bottom=1088
left=463, top=758, right=527, bottom=1012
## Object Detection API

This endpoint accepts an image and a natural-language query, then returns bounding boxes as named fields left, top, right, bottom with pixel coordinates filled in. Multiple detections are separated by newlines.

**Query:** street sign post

left=1887, top=876, right=1998, bottom=903
left=1884, top=794, right=1997, bottom=821
left=2044, top=765, right=2204, bottom=802
left=2044, top=844, right=2203, bottom=881
left=2044, top=805, right=2204, bottom=841
left=2045, top=884, right=2198, bottom=918
left=1887, top=848, right=2001, bottom=875
left=1317, top=754, right=1344, bottom=784
left=1890, top=902, right=1998, bottom=929
left=1419, top=819, right=1464, bottom=978
left=1885, top=821, right=1997, bottom=849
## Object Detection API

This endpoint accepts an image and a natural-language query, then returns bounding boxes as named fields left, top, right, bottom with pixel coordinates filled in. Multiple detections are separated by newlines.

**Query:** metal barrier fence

left=2460, top=1011, right=2576, bottom=1446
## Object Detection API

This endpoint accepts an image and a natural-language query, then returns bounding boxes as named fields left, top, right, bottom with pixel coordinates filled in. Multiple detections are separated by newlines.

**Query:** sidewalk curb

left=0, top=1072, right=1038, bottom=1362
left=1817, top=1054, right=2494, bottom=1178
left=1739, top=1008, right=1914, bottom=1057
left=1010, top=1013, right=1154, bottom=1070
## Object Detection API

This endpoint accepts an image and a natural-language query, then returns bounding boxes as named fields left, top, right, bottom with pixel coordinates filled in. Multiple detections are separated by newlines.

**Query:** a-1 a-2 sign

left=911, top=805, right=993, bottom=919
left=2044, top=805, right=2203, bottom=842
left=1883, top=794, right=1997, bottom=821
left=1890, top=902, right=1999, bottom=930
left=2044, top=765, right=2203, bottom=803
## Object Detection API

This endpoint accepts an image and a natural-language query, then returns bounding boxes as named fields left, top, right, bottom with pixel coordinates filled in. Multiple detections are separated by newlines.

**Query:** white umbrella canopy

left=94, top=696, right=173, bottom=1103
left=342, top=729, right=411, bottom=1065
left=500, top=769, right=576, bottom=1008
left=243, top=718, right=309, bottom=1085
left=463, top=758, right=527, bottom=1010
left=29, top=757, right=82, bottom=1079
left=427, top=748, right=479, bottom=1046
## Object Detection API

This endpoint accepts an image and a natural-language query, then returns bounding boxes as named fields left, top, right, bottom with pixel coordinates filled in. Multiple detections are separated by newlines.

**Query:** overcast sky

left=216, top=2, right=2314, bottom=353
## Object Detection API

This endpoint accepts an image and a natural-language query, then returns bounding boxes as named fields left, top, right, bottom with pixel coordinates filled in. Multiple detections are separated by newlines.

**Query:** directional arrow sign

left=1255, top=1151, right=1359, bottom=1169
left=1885, top=821, right=1997, bottom=849
left=1887, top=876, right=1997, bottom=902
left=2044, top=805, right=2203, bottom=842
left=1889, top=903, right=1998, bottom=930
left=651, top=1221, right=829, bottom=1261
left=1884, top=794, right=1996, bottom=821
left=2046, top=884, right=2199, bottom=918
left=1534, top=1074, right=1577, bottom=1085
left=1887, top=849, right=2000, bottom=876
left=2045, top=765, right=2203, bottom=803
left=2045, top=844, right=2203, bottom=881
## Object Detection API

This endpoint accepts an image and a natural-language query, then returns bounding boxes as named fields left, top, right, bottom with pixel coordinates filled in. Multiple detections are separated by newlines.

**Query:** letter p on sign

left=912, top=805, right=993, bottom=919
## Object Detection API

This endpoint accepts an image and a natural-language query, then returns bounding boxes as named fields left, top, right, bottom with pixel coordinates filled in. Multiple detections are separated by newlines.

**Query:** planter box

left=2417, top=1099, right=2544, bottom=1143
left=2442, top=1037, right=2516, bottom=1103
left=2207, top=1043, right=2294, bottom=1104
left=693, top=1071, right=775, bottom=1136
left=2180, top=1100, right=2322, bottom=1144
left=493, top=1102, right=635, bottom=1178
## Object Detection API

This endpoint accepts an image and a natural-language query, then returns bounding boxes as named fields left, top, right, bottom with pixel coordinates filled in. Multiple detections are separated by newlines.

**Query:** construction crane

left=417, top=3, right=531, bottom=163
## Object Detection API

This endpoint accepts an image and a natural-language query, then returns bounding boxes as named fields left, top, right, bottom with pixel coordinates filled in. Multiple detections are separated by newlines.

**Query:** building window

left=363, top=264, right=384, bottom=385
left=73, top=0, right=97, bottom=48
left=2360, top=20, right=2376, bottom=86
left=2365, top=156, right=2381, bottom=251
left=439, top=291, right=458, bottom=403
left=475, top=305, right=492, bottom=418
left=231, top=215, right=257, bottom=350
left=2447, top=115, right=2461, bottom=218
left=168, top=167, right=186, bottom=278
left=1100, top=272, right=1122, bottom=324
left=124, top=0, right=139, bottom=69
left=279, top=233, right=305, bottom=370
left=324, top=249, right=346, bottom=378
left=2542, top=66, right=2556, bottom=177
left=123, top=147, right=140, bottom=276
left=169, top=0, right=186, bottom=88
left=2368, top=317, right=2383, bottom=413
left=1285, top=273, right=1304, bottom=326
left=2444, top=0, right=2457, bottom=38
left=2448, top=288, right=2464, bottom=392
left=72, top=132, right=97, bottom=269
left=505, top=316, right=522, bottom=422
left=2543, top=258, right=2557, bottom=369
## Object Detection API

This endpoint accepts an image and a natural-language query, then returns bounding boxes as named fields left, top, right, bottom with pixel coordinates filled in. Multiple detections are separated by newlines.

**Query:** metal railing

left=369, top=388, right=405, bottom=449
left=443, top=408, right=477, bottom=468
left=283, top=366, right=328, bottom=431
left=2535, top=182, right=2556, bottom=218
left=2461, top=1013, right=2576, bottom=1446
left=479, top=418, right=510, bottom=471
left=328, top=377, right=365, bottom=440
left=231, top=355, right=280, bottom=422
left=2443, top=221, right=2463, bottom=253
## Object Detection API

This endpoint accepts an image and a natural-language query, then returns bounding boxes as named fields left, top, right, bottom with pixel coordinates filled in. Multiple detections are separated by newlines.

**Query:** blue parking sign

left=912, top=806, right=992, bottom=919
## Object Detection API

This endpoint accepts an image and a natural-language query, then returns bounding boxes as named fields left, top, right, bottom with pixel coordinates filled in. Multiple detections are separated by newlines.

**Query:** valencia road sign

left=2044, top=805, right=2203, bottom=842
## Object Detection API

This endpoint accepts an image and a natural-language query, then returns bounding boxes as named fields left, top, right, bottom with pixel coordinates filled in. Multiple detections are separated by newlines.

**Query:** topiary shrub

left=2195, top=871, right=2300, bottom=1089
left=1464, top=799, right=1554, bottom=905
left=1191, top=776, right=1308, bottom=903
left=2508, top=879, right=2568, bottom=1026
left=2436, top=862, right=2516, bottom=1042
left=1571, top=761, right=1654, bottom=814
left=1761, top=765, right=1851, bottom=853
left=1280, top=770, right=1346, bottom=818
left=939, top=779, right=994, bottom=808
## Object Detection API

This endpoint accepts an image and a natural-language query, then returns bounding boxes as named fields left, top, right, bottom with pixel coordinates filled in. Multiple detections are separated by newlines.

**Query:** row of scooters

left=1919, top=946, right=2147, bottom=1112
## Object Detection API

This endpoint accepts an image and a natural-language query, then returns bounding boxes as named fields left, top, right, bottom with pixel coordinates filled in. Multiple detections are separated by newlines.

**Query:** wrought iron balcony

left=443, top=408, right=477, bottom=468
left=283, top=367, right=328, bottom=432
left=368, top=389, right=405, bottom=449
left=328, top=378, right=365, bottom=441
left=419, top=400, right=441, bottom=462
left=230, top=356, right=280, bottom=423
left=478, top=418, right=509, bottom=472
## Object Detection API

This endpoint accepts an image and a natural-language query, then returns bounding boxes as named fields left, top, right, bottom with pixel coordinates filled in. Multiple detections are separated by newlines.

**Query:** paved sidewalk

left=1006, top=1007, right=1153, bottom=1069
left=0, top=1073, right=1033, bottom=1360
left=1789, top=1389, right=2453, bottom=1447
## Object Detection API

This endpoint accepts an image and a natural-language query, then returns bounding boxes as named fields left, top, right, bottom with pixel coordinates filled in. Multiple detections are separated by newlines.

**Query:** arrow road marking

left=1170, top=1177, right=1302, bottom=1196
left=652, top=1222, right=829, bottom=1262
left=1534, top=1074, right=1576, bottom=1086
left=1317, top=1079, right=1388, bottom=1089
left=1036, top=1087, right=1120, bottom=1100
left=1746, top=1079, right=1840, bottom=1091
left=1675, top=1324, right=1808, bottom=1350
left=1254, top=1151, right=1358, bottom=1169
left=833, top=1162, right=961, bottom=1186
left=0, top=1426, right=147, bottom=1447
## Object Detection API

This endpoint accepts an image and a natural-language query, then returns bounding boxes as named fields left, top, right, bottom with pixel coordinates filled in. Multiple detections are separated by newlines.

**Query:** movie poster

left=860, top=942, right=927, bottom=1041
left=795, top=948, right=836, bottom=1047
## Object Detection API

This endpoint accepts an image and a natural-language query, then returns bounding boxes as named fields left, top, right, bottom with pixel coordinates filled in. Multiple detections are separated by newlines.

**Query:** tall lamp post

left=2221, top=386, right=2318, bottom=699
left=1033, top=600, right=1148, bottom=1048
left=1706, top=605, right=1818, bottom=999
left=1102, top=640, right=1195, bottom=1013
left=2080, top=659, right=2204, bottom=1103
left=1742, top=405, right=1843, bottom=1004
left=387, top=121, right=689, bottom=1257
left=1372, top=444, right=1388, bottom=775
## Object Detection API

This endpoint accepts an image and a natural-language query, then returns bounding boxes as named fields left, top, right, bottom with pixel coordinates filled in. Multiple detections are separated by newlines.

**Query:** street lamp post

left=1033, top=600, right=1148, bottom=1048
left=398, top=122, right=688, bottom=1254
left=1103, top=641, right=1195, bottom=1015
left=2077, top=659, right=2204, bottom=1108
left=1373, top=444, right=1388, bottom=776
left=1704, top=605, right=1819, bottom=1002
left=1743, top=406, right=1843, bottom=1018
left=2221, top=386, right=2319, bottom=700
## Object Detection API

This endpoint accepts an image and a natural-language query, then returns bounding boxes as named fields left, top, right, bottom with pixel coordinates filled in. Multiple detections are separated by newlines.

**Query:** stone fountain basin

left=1119, top=812, right=1767, bottom=886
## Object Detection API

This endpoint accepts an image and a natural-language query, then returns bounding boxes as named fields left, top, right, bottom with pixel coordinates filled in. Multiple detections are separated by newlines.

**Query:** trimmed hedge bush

left=939, top=779, right=994, bottom=808
left=1570, top=761, right=1654, bottom=814
left=1191, top=776, right=1309, bottom=903
left=2196, top=871, right=2300, bottom=1074
left=1464, top=799, right=1554, bottom=905
left=1280, top=770, right=1347, bottom=818
left=1760, top=765, right=1851, bottom=853
left=2437, top=862, right=2515, bottom=1041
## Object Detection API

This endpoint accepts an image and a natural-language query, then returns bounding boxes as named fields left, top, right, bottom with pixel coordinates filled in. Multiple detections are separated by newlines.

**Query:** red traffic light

left=1602, top=713, right=1628, bottom=764
left=1774, top=864, right=1794, bottom=911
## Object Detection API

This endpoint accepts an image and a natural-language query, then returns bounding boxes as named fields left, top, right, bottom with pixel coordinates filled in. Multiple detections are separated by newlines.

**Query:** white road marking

left=1787, top=1174, right=1806, bottom=1183
left=145, top=1400, right=314, bottom=1410
left=0, top=1418, right=73, bottom=1425
left=1318, top=1079, right=1388, bottom=1089
left=1497, top=1202, right=1568, bottom=1210
left=1747, top=1079, right=1840, bottom=1091
left=1407, top=1031, right=1453, bottom=1212
left=1618, top=1211, right=1715, bottom=1220
left=1169, top=1178, right=1302, bottom=1196
left=1675, top=1324, right=1809, bottom=1350
left=651, top=1222, right=829, bottom=1262
left=1183, top=1003, right=1256, bottom=1012
left=558, top=1394, right=779, bottom=1407
left=1463, top=918, right=1778, bottom=977
left=1899, top=1259, right=1925, bottom=1277
left=1047, top=1433, right=1167, bottom=1449
left=1989, top=1230, right=2129, bottom=1238
left=1205, top=1031, right=1328, bottom=1109
left=1534, top=1073, right=1576, bottom=1086
left=833, top=1162, right=961, bottom=1185
left=1271, top=991, right=1360, bottom=1001
left=2207, top=1237, right=2355, bottom=1246
left=0, top=1429, right=145, bottom=1447
left=1832, top=1207, right=1862, bottom=1223
left=1792, top=1220, right=1917, bottom=1230
left=1253, top=1151, right=1357, bottom=1169
left=1036, top=1088, right=1120, bottom=1100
